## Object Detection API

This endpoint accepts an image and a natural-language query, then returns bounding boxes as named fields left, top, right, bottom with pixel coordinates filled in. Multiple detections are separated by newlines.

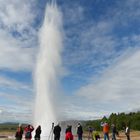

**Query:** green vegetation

left=0, top=123, right=27, bottom=132
left=83, top=111, right=140, bottom=131
left=1, top=112, right=140, bottom=132
left=0, top=123, right=17, bottom=132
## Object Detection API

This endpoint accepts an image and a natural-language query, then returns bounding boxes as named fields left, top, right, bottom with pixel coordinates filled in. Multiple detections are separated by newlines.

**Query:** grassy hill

left=0, top=123, right=27, bottom=132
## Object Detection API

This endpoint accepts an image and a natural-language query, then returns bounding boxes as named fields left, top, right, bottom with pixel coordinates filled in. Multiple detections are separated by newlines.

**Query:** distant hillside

left=83, top=111, right=140, bottom=131
left=0, top=123, right=27, bottom=132
left=1, top=111, right=140, bottom=132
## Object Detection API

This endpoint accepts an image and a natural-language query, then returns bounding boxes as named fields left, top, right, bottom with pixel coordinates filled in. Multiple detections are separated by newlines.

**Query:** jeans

left=78, top=134, right=82, bottom=140
left=112, top=133, right=116, bottom=140
left=104, top=133, right=109, bottom=140
left=126, top=134, right=130, bottom=140
left=54, top=135, right=60, bottom=140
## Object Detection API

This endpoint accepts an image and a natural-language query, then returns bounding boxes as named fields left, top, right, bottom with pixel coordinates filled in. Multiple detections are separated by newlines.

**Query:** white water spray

left=34, top=1, right=63, bottom=138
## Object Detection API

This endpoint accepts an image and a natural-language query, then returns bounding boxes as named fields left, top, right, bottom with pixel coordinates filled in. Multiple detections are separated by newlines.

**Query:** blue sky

left=0, top=0, right=140, bottom=122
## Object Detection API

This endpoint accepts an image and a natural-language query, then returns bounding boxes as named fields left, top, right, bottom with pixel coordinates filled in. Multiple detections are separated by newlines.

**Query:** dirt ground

left=0, top=131, right=139, bottom=140
left=83, top=131, right=140, bottom=140
left=114, top=131, right=140, bottom=140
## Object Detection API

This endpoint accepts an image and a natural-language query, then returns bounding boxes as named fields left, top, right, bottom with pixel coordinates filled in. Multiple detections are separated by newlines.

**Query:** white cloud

left=0, top=0, right=37, bottom=71
left=60, top=0, right=140, bottom=119
left=63, top=4, right=84, bottom=25
left=0, top=89, right=33, bottom=122
left=0, top=29, right=35, bottom=71
left=107, top=0, right=140, bottom=26
left=0, top=75, right=32, bottom=91
left=0, top=0, right=37, bottom=122
left=63, top=0, right=140, bottom=67
left=0, top=91, right=33, bottom=108
left=0, top=0, right=35, bottom=29
left=63, top=20, right=116, bottom=66
left=76, top=47, right=140, bottom=114
left=57, top=94, right=112, bottom=120
left=0, top=31, right=35, bottom=70
left=0, top=106, right=32, bottom=123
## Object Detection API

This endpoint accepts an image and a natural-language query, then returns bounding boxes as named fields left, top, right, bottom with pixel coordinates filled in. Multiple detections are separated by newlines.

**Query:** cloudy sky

left=0, top=0, right=140, bottom=122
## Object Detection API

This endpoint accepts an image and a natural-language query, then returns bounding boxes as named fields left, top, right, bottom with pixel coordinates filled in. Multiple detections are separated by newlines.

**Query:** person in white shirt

left=125, top=125, right=130, bottom=140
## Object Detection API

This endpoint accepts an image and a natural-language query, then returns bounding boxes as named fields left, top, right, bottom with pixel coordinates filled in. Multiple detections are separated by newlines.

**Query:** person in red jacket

left=65, top=125, right=74, bottom=140
left=24, top=124, right=34, bottom=140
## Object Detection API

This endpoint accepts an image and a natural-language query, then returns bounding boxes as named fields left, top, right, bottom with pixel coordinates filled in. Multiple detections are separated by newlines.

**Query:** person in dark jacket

left=88, top=126, right=93, bottom=140
left=77, top=123, right=83, bottom=140
left=53, top=124, right=61, bottom=140
left=34, top=125, right=41, bottom=140
left=15, top=124, right=23, bottom=140
left=111, top=124, right=118, bottom=140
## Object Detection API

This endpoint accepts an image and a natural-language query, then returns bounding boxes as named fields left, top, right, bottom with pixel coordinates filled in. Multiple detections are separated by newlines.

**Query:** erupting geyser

left=34, top=1, right=63, bottom=138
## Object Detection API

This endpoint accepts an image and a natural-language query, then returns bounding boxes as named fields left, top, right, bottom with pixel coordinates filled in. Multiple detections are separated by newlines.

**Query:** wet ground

left=0, top=131, right=140, bottom=140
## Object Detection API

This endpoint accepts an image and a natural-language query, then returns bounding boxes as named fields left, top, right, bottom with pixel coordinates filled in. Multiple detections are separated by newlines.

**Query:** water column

left=34, top=1, right=63, bottom=138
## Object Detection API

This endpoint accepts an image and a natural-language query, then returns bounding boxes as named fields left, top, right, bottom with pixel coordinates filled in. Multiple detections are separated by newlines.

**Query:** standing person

left=111, top=124, right=117, bottom=140
left=125, top=125, right=130, bottom=140
left=88, top=126, right=93, bottom=140
left=15, top=124, right=23, bottom=140
left=77, top=123, right=83, bottom=140
left=53, top=123, right=61, bottom=140
left=65, top=125, right=74, bottom=140
left=24, top=124, right=34, bottom=140
left=101, top=122, right=110, bottom=140
left=34, top=125, right=41, bottom=140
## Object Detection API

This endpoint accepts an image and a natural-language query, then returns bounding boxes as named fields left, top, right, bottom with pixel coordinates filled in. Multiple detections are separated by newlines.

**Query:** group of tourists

left=53, top=123, right=83, bottom=140
left=15, top=122, right=130, bottom=140
left=88, top=122, right=130, bottom=140
left=15, top=123, right=81, bottom=140
left=102, top=122, right=130, bottom=140
left=15, top=124, right=41, bottom=140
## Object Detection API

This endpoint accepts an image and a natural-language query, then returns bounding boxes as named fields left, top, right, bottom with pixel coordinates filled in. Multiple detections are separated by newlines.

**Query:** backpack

left=25, top=131, right=31, bottom=138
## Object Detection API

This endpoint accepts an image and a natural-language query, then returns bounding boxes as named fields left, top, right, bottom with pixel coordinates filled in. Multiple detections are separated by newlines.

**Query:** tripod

left=48, top=123, right=54, bottom=140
